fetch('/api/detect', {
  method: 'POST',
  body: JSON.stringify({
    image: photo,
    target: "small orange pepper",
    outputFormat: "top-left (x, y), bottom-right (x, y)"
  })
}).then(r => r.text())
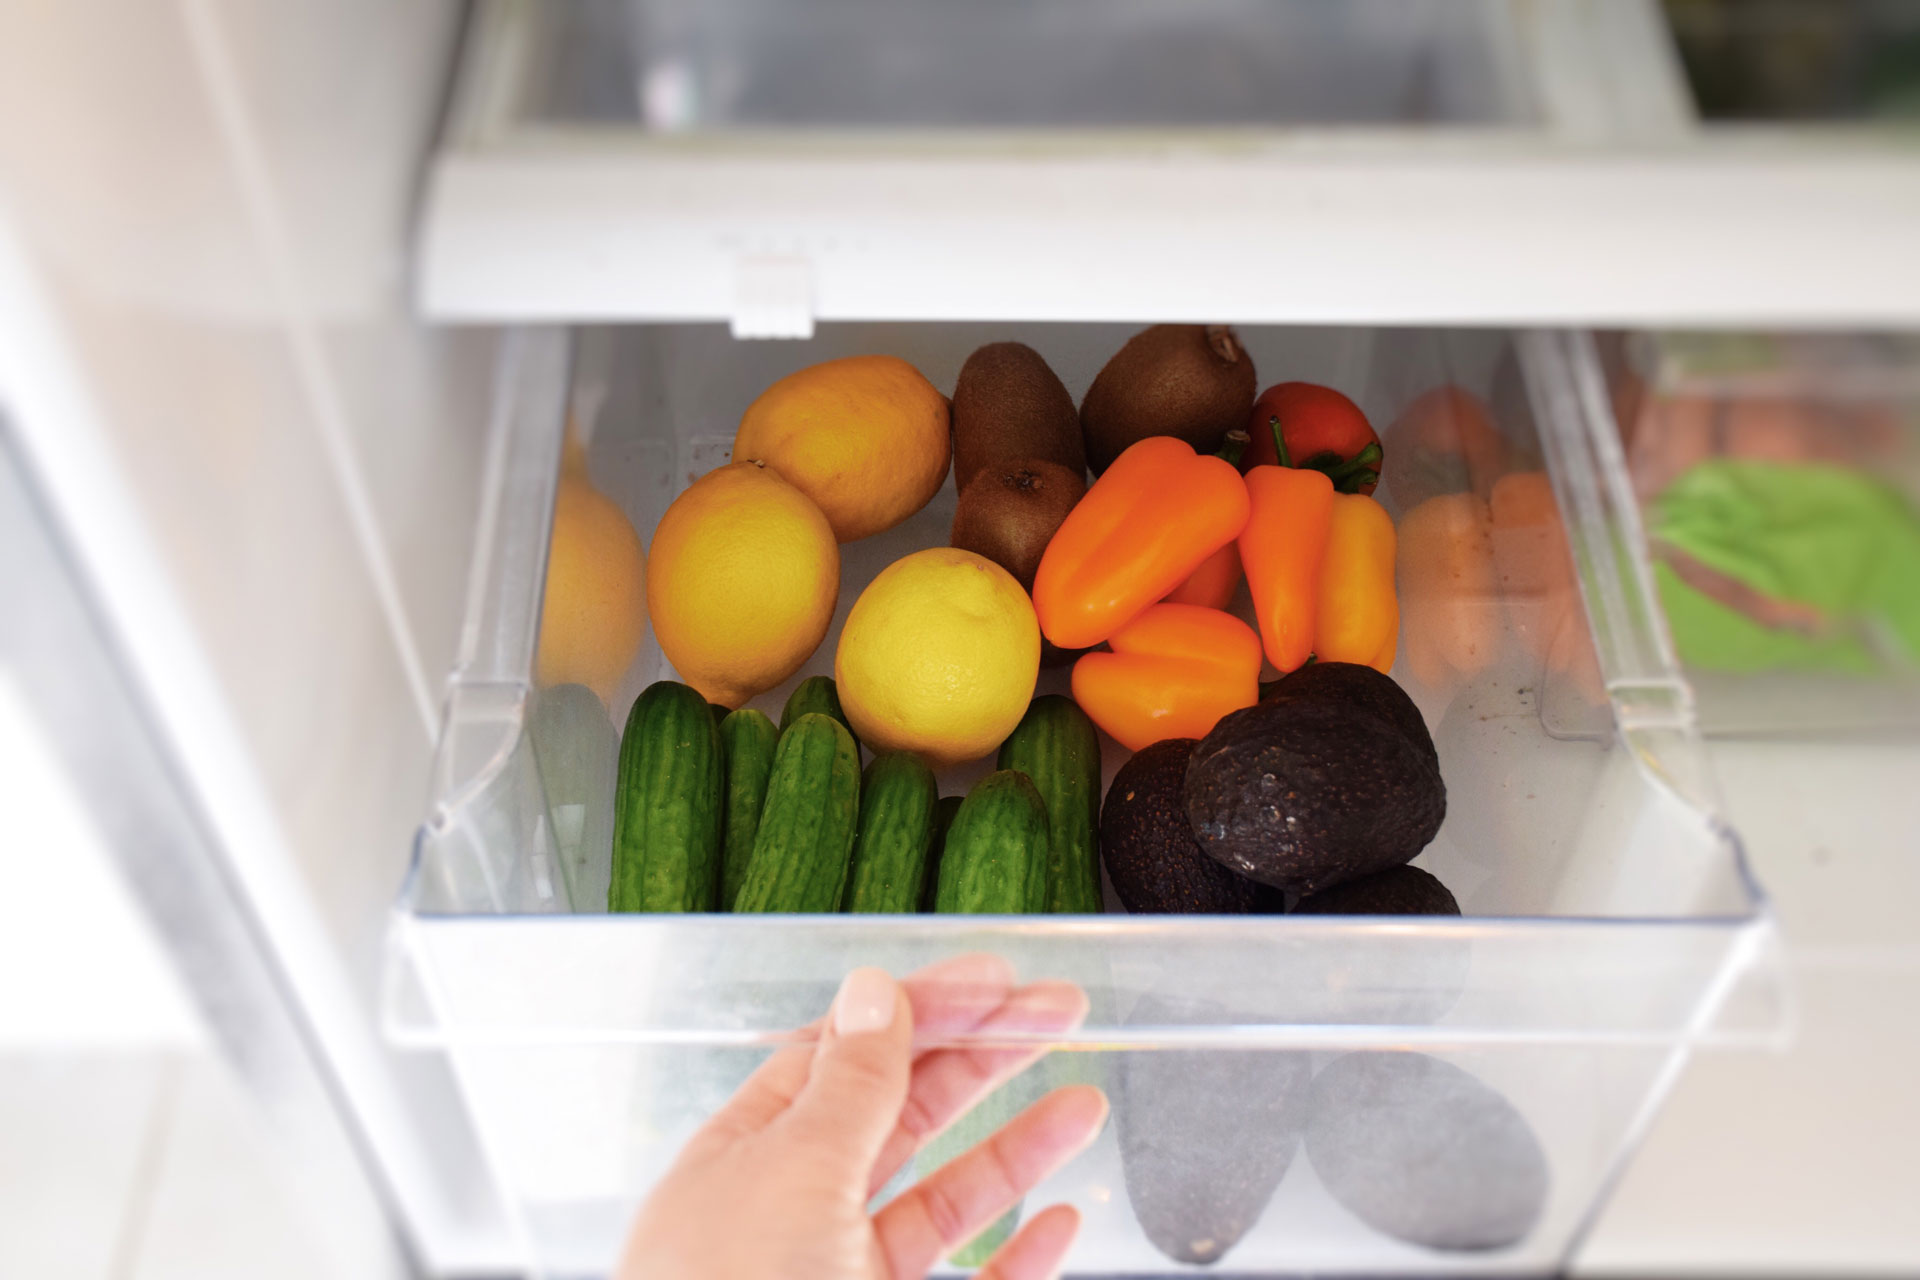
top-left (1315, 493), bottom-right (1399, 671)
top-left (1238, 465), bottom-right (1336, 673)
top-left (1071, 604), bottom-right (1261, 751)
top-left (1164, 540), bottom-right (1243, 609)
top-left (1033, 437), bottom-right (1250, 650)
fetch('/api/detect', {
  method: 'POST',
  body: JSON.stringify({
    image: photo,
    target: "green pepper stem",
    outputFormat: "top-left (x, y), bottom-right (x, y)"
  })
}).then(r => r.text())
top-left (1215, 429), bottom-right (1249, 467)
top-left (1269, 416), bottom-right (1292, 469)
top-left (1326, 442), bottom-right (1383, 480)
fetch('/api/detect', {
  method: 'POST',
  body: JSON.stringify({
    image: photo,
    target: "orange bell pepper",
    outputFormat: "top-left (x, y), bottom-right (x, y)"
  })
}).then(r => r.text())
top-left (1316, 493), bottom-right (1399, 671)
top-left (1033, 437), bottom-right (1250, 650)
top-left (1071, 604), bottom-right (1261, 751)
top-left (1238, 465), bottom-right (1335, 673)
top-left (1164, 540), bottom-right (1243, 609)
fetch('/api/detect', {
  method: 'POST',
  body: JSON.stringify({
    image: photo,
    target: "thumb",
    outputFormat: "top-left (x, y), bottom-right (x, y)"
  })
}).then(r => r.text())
top-left (779, 967), bottom-right (914, 1177)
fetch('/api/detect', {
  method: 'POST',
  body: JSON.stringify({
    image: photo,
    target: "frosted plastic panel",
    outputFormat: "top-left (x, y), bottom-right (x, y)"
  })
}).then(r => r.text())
top-left (1605, 328), bottom-right (1920, 736)
top-left (518, 0), bottom-right (1531, 129)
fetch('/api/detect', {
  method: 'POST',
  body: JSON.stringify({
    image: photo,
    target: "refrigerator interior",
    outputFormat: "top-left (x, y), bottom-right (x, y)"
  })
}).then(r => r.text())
top-left (11, 0), bottom-right (1920, 1275)
top-left (385, 320), bottom-right (1780, 1275)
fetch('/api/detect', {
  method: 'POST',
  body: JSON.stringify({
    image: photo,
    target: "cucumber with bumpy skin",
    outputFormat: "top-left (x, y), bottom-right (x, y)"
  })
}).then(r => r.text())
top-left (610, 681), bottom-right (724, 912)
top-left (734, 713), bottom-right (861, 913)
top-left (843, 752), bottom-right (939, 913)
top-left (717, 708), bottom-right (779, 909)
top-left (997, 695), bottom-right (1103, 913)
top-left (934, 771), bottom-right (1050, 914)
top-left (919, 795), bottom-right (964, 913)
top-left (779, 676), bottom-right (861, 753)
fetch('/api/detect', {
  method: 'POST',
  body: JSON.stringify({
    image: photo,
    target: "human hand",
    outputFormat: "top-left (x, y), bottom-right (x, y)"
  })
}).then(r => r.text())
top-left (619, 954), bottom-right (1104, 1280)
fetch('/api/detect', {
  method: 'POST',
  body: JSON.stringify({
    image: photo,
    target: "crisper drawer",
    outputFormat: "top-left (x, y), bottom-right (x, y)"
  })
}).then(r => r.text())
top-left (385, 323), bottom-right (1778, 1277)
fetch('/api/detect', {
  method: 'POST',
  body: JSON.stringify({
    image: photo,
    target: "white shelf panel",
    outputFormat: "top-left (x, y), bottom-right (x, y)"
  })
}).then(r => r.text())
top-left (421, 134), bottom-right (1920, 330)
top-left (418, 0), bottom-right (1920, 329)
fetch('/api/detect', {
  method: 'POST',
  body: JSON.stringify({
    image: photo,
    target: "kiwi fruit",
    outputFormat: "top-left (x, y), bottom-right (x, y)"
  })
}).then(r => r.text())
top-left (950, 459), bottom-right (1086, 593)
top-left (1081, 325), bottom-right (1257, 474)
top-left (952, 342), bottom-right (1085, 488)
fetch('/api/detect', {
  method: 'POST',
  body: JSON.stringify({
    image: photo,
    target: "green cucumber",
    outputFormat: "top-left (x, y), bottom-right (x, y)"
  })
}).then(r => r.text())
top-left (717, 708), bottom-right (779, 909)
top-left (610, 681), bottom-right (724, 912)
top-left (919, 795), bottom-right (964, 913)
top-left (734, 713), bottom-right (861, 913)
top-left (997, 695), bottom-right (1103, 913)
top-left (934, 771), bottom-right (1050, 914)
top-left (843, 752), bottom-right (939, 913)
top-left (779, 676), bottom-right (861, 753)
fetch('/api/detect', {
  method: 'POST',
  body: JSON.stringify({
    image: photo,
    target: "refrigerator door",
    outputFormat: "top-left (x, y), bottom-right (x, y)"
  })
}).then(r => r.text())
top-left (0, 1), bottom-right (517, 1272)
top-left (0, 412), bottom-right (412, 1280)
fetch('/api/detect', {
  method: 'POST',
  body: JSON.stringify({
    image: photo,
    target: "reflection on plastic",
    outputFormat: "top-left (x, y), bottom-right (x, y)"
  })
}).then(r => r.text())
top-left (1305, 1051), bottom-right (1549, 1252)
top-left (1116, 997), bottom-right (1311, 1266)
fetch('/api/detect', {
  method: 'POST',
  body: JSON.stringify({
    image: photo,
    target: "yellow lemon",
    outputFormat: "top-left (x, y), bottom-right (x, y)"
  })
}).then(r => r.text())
top-left (536, 462), bottom-right (648, 704)
top-left (836, 548), bottom-right (1040, 768)
top-left (647, 461), bottom-right (839, 708)
top-left (735, 355), bottom-right (951, 543)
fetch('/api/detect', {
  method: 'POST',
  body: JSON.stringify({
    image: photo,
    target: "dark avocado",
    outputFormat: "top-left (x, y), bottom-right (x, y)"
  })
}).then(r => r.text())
top-left (1305, 1052), bottom-right (1548, 1252)
top-left (1080, 324), bottom-right (1257, 474)
top-left (1117, 994), bottom-right (1310, 1266)
top-left (1291, 866), bottom-right (1469, 1022)
top-left (1184, 695), bottom-right (1445, 894)
top-left (1102, 739), bottom-right (1285, 914)
top-left (1293, 865), bottom-right (1459, 916)
top-left (1262, 661), bottom-right (1438, 774)
top-left (951, 342), bottom-right (1085, 488)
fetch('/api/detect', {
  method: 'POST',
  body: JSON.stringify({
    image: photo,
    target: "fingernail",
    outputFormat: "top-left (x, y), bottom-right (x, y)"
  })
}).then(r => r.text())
top-left (834, 967), bottom-right (896, 1036)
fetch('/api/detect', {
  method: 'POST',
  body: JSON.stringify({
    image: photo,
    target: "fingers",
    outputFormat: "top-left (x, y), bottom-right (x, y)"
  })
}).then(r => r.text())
top-left (905, 952), bottom-right (1020, 1037)
top-left (867, 979), bottom-right (1090, 1195)
top-left (975, 1204), bottom-right (1083, 1280)
top-left (774, 968), bottom-right (915, 1174)
top-left (873, 1085), bottom-right (1108, 1280)
top-left (704, 953), bottom-right (1016, 1140)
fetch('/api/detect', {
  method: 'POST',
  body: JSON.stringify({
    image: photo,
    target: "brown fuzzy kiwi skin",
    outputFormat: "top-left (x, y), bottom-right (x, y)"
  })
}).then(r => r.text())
top-left (1080, 324), bottom-right (1257, 474)
top-left (951, 342), bottom-right (1086, 489)
top-left (951, 460), bottom-right (1087, 594)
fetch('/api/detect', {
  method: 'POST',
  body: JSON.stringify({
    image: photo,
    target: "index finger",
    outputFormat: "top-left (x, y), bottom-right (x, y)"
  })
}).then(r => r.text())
top-left (701, 953), bottom-right (1020, 1139)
